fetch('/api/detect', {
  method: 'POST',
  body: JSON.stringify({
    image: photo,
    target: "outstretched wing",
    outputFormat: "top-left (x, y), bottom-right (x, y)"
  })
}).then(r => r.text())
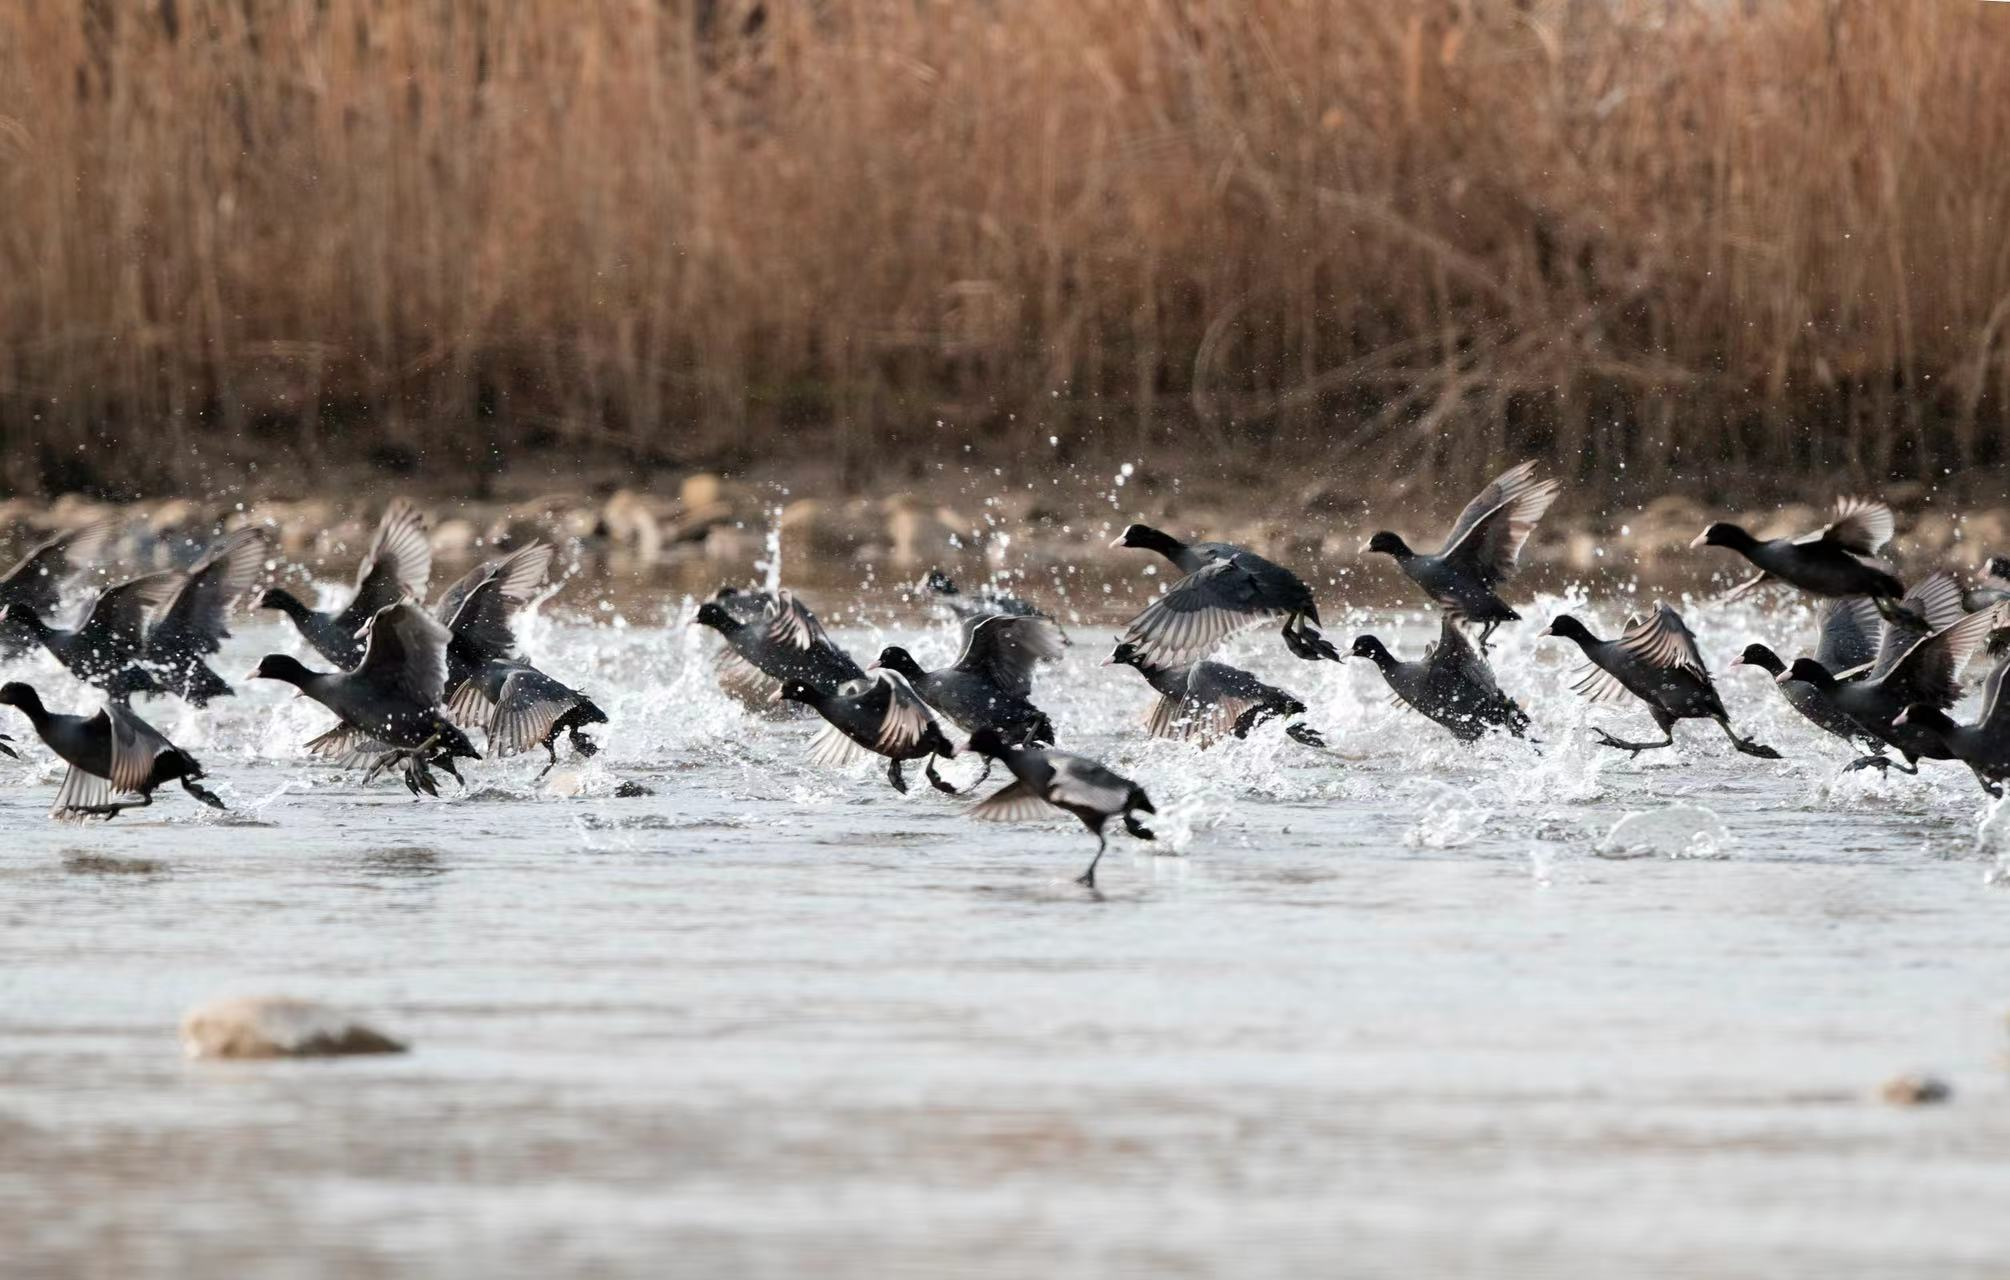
top-left (1870, 572), bottom-right (1964, 681)
top-left (968, 778), bottom-right (1065, 823)
top-left (304, 723), bottom-right (394, 768)
top-left (1426, 613), bottom-right (1502, 696)
top-left (868, 669), bottom-right (946, 755)
top-left (0, 518), bottom-right (115, 615)
top-left (152, 527), bottom-right (273, 654)
top-left (1796, 496), bottom-right (1894, 557)
top-left (102, 702), bottom-right (174, 792)
top-left (1977, 653), bottom-right (2010, 734)
top-left (51, 764), bottom-right (114, 817)
top-left (950, 615), bottom-right (1064, 700)
top-left (73, 574), bottom-right (181, 656)
top-left (1116, 560), bottom-right (1277, 667)
top-left (1047, 753), bottom-right (1139, 813)
top-left (1813, 596), bottom-right (1881, 673)
top-left (1616, 602), bottom-right (1709, 679)
top-left (1569, 665), bottom-right (1633, 705)
top-left (445, 676), bottom-right (498, 732)
top-left (766, 589), bottom-right (836, 652)
top-left (354, 602), bottom-right (453, 707)
top-left (1878, 607), bottom-right (1997, 709)
top-left (488, 666), bottom-right (585, 757)
top-left (355, 499), bottom-right (433, 597)
top-left (1436, 462), bottom-right (1561, 584)
top-left (439, 544), bottom-right (552, 664)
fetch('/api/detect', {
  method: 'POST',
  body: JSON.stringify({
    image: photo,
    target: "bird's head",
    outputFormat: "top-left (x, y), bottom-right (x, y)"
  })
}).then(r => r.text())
top-left (0, 680), bottom-right (37, 711)
top-left (1103, 642), bottom-right (1145, 669)
top-left (248, 653), bottom-right (313, 686)
top-left (694, 602), bottom-right (734, 633)
top-left (1893, 702), bottom-right (1951, 732)
top-left (1540, 615), bottom-right (1595, 645)
top-left (1361, 531), bottom-right (1410, 558)
top-left (1730, 643), bottom-right (1783, 675)
top-left (1690, 521), bottom-right (1753, 551)
top-left (1109, 523), bottom-right (1155, 550)
top-left (776, 680), bottom-right (818, 706)
top-left (965, 726), bottom-right (1009, 758)
top-left (1780, 657), bottom-right (1835, 689)
top-left (873, 646), bottom-right (925, 680)
top-left (1347, 634), bottom-right (1390, 662)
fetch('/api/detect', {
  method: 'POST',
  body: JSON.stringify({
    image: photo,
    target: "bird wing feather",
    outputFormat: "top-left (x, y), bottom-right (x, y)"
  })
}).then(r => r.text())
top-left (51, 764), bottom-right (113, 817)
top-left (354, 602), bottom-right (452, 707)
top-left (806, 721), bottom-right (874, 770)
top-left (968, 779), bottom-right (1065, 823)
top-left (488, 666), bottom-right (582, 757)
top-left (1877, 606), bottom-right (1998, 709)
top-left (1798, 497), bottom-right (1895, 557)
top-left (445, 676), bottom-right (498, 731)
top-left (355, 499), bottom-right (433, 598)
top-left (1047, 753), bottom-right (1138, 812)
top-left (439, 544), bottom-right (551, 663)
top-left (102, 702), bottom-right (173, 792)
top-left (1116, 560), bottom-right (1276, 667)
top-left (950, 615), bottom-right (1064, 699)
top-left (1, 518), bottom-right (115, 614)
top-left (152, 527), bottom-right (273, 652)
top-left (74, 573), bottom-right (181, 654)
top-left (1436, 462), bottom-right (1560, 583)
top-left (1616, 602), bottom-right (1709, 679)
top-left (1870, 572), bottom-right (1964, 680)
top-left (1813, 596), bottom-right (1882, 673)
top-left (766, 589), bottom-right (834, 652)
top-left (868, 669), bottom-right (946, 755)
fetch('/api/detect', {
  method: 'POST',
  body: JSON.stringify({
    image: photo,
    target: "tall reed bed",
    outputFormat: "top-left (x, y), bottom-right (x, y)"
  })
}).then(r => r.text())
top-left (1, 0), bottom-right (2006, 497)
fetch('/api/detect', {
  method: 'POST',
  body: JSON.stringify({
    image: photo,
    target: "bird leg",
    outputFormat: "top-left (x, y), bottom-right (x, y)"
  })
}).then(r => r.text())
top-left (1722, 570), bottom-right (1770, 601)
top-left (71, 790), bottom-right (154, 821)
top-left (1475, 620), bottom-right (1501, 653)
top-left (1285, 723), bottom-right (1327, 749)
top-left (1716, 718), bottom-right (1782, 760)
top-left (180, 777), bottom-right (227, 811)
top-left (568, 727), bottom-right (600, 758)
top-left (923, 755), bottom-right (960, 795)
top-left (971, 757), bottom-right (993, 787)
top-left (1123, 814), bottom-right (1155, 841)
top-left (1282, 616), bottom-right (1341, 662)
top-left (1076, 830), bottom-right (1108, 888)
top-left (885, 757), bottom-right (909, 794)
top-left (1970, 767), bottom-right (2004, 799)
top-left (1590, 727), bottom-right (1675, 757)
top-left (1845, 753), bottom-right (1918, 775)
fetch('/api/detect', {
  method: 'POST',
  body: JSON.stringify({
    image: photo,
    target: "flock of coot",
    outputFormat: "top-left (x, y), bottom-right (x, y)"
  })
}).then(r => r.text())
top-left (3, 468), bottom-right (2009, 887)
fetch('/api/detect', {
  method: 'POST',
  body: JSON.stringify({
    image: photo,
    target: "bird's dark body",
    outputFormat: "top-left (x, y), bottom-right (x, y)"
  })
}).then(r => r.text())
top-left (1352, 630), bottom-right (1530, 743)
top-left (695, 601), bottom-right (863, 695)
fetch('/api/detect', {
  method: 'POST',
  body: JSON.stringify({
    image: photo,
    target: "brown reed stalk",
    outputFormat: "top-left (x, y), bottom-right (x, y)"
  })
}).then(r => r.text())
top-left (1, 0), bottom-right (2006, 500)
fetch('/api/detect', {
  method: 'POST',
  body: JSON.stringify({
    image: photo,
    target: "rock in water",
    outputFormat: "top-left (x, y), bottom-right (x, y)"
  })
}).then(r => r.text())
top-left (1879, 1074), bottom-right (1952, 1106)
top-left (180, 996), bottom-right (406, 1059)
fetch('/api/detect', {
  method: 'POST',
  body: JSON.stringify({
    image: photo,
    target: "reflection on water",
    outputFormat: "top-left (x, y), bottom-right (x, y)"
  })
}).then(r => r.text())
top-left (3, 591), bottom-right (2010, 1277)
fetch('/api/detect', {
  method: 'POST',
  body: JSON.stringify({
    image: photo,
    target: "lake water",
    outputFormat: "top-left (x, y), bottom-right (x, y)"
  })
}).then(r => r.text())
top-left (3, 584), bottom-right (2009, 1277)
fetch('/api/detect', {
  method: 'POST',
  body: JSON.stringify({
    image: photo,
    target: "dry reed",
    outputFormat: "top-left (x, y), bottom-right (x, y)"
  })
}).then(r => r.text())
top-left (2, 0), bottom-right (2007, 499)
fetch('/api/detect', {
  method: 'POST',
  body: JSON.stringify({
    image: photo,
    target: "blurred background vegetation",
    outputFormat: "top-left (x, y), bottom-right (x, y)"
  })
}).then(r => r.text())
top-left (1, 0), bottom-right (2006, 500)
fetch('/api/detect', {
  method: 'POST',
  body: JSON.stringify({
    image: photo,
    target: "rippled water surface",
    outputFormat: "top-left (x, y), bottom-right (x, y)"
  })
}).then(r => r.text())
top-left (4, 587), bottom-right (2010, 1278)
